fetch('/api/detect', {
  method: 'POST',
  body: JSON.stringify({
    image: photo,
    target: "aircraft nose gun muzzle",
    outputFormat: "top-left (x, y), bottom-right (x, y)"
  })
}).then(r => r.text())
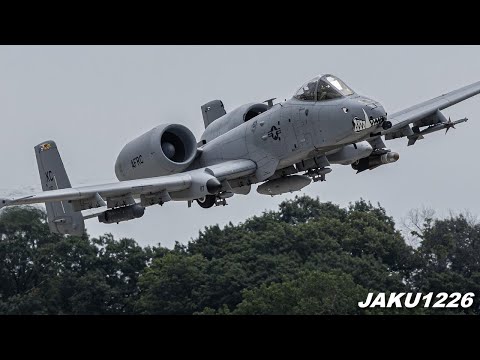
top-left (382, 122), bottom-right (392, 130)
top-left (382, 117), bottom-right (392, 130)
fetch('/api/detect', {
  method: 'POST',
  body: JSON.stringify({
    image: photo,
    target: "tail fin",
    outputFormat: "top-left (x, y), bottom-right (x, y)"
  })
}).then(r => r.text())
top-left (35, 141), bottom-right (85, 236)
top-left (201, 100), bottom-right (226, 128)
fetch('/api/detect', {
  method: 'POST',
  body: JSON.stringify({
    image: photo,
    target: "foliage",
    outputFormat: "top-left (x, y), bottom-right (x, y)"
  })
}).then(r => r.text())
top-left (0, 196), bottom-right (478, 314)
top-left (234, 270), bottom-right (368, 315)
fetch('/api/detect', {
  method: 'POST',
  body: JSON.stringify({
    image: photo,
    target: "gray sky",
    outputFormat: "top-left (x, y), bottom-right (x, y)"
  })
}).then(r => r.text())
top-left (1, 45), bottom-right (480, 248)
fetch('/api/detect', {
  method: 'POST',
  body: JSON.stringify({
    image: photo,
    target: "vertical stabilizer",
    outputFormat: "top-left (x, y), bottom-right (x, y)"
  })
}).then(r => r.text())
top-left (35, 141), bottom-right (85, 236)
top-left (201, 100), bottom-right (226, 128)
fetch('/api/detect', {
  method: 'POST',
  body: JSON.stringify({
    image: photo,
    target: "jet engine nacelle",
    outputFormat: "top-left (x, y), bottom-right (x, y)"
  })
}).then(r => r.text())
top-left (200, 103), bottom-right (268, 143)
top-left (115, 124), bottom-right (198, 181)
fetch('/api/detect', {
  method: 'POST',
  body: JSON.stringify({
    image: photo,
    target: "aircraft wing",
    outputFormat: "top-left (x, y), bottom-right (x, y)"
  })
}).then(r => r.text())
top-left (382, 80), bottom-right (480, 145)
top-left (0, 159), bottom-right (256, 209)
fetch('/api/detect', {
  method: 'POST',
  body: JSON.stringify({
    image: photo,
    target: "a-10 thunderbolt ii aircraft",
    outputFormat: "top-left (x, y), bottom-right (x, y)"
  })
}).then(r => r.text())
top-left (1, 74), bottom-right (479, 235)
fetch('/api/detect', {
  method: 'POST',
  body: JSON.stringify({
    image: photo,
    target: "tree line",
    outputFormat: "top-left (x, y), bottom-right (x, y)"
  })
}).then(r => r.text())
top-left (0, 196), bottom-right (479, 314)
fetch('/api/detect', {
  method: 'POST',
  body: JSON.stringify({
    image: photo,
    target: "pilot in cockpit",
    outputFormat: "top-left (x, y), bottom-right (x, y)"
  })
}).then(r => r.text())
top-left (293, 74), bottom-right (355, 102)
top-left (317, 80), bottom-right (342, 101)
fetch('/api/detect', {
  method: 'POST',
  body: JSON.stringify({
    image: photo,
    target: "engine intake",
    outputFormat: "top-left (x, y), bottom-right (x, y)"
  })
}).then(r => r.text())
top-left (115, 124), bottom-right (197, 181)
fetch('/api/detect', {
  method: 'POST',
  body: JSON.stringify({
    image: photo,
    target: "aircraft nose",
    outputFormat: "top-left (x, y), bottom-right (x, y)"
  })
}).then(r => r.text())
top-left (365, 102), bottom-right (388, 130)
top-left (372, 104), bottom-right (386, 119)
top-left (373, 104), bottom-right (391, 130)
top-left (347, 97), bottom-right (390, 133)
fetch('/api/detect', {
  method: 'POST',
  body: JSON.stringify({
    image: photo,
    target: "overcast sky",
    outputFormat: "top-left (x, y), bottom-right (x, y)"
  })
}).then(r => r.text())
top-left (1, 45), bottom-right (479, 248)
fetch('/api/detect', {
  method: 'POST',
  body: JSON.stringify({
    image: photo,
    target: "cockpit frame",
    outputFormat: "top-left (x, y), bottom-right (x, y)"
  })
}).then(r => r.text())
top-left (293, 74), bottom-right (355, 102)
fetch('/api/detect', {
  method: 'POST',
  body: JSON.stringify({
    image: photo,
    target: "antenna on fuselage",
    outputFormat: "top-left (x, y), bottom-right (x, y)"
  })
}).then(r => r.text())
top-left (263, 98), bottom-right (277, 109)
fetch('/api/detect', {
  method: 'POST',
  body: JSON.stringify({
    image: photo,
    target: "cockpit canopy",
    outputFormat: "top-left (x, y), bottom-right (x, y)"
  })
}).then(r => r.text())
top-left (293, 74), bottom-right (354, 101)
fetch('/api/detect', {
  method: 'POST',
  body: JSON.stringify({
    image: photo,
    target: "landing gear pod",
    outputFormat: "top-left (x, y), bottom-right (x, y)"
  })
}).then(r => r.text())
top-left (196, 195), bottom-right (216, 208)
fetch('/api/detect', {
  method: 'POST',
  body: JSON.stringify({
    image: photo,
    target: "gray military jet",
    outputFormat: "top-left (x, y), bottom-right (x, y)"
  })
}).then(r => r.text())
top-left (1, 74), bottom-right (479, 235)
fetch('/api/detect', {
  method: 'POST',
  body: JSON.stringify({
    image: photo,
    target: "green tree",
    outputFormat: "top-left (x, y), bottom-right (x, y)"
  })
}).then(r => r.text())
top-left (0, 206), bottom-right (66, 313)
top-left (2, 196), bottom-right (479, 315)
top-left (135, 253), bottom-right (208, 314)
top-left (412, 214), bottom-right (480, 314)
top-left (0, 207), bottom-right (151, 314)
top-left (234, 271), bottom-right (368, 315)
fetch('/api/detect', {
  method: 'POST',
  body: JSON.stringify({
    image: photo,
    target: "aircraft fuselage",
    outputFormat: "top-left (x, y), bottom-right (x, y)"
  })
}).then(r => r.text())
top-left (198, 94), bottom-right (387, 183)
